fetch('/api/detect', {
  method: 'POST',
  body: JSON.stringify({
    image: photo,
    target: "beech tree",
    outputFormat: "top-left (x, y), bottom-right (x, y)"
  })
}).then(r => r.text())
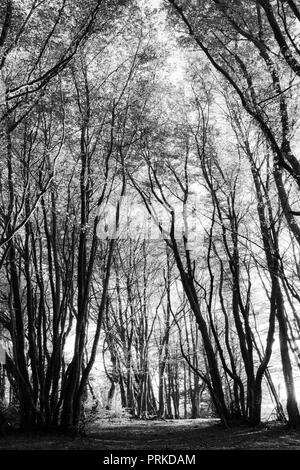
top-left (166, 0), bottom-right (300, 427)
top-left (0, 1), bottom-right (156, 431)
top-left (166, 0), bottom-right (300, 244)
top-left (0, 0), bottom-right (113, 252)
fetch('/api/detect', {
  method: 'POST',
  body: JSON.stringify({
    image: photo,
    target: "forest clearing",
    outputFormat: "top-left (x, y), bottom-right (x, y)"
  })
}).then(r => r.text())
top-left (1, 0), bottom-right (300, 453)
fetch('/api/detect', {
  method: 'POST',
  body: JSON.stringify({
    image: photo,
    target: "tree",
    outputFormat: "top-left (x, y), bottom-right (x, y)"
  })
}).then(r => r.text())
top-left (0, 1), bottom-right (155, 431)
top-left (166, 0), bottom-right (300, 245)
top-left (166, 0), bottom-right (300, 428)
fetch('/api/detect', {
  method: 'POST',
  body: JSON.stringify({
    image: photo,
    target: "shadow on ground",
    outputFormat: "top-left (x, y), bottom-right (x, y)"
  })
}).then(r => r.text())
top-left (0, 419), bottom-right (299, 450)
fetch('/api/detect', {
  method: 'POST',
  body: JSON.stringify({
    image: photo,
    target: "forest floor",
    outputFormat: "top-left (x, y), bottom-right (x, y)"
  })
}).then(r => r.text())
top-left (0, 418), bottom-right (299, 450)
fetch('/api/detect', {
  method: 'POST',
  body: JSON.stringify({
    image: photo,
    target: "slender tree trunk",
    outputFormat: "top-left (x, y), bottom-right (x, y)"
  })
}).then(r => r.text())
top-left (276, 288), bottom-right (300, 427)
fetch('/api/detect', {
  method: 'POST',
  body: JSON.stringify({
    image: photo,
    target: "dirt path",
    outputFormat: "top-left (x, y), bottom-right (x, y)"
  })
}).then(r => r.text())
top-left (0, 419), bottom-right (299, 450)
